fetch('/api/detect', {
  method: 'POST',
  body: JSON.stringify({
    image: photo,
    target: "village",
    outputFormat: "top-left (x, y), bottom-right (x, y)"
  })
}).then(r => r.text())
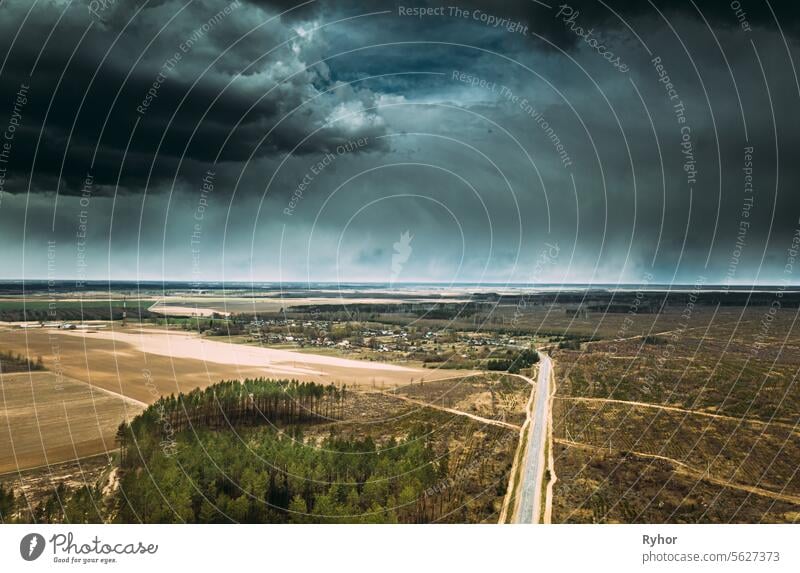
top-left (243, 317), bottom-right (533, 368)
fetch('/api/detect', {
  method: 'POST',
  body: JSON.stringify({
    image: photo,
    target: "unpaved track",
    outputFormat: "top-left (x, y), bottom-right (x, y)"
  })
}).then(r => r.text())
top-left (556, 395), bottom-right (799, 433)
top-left (382, 391), bottom-right (521, 430)
top-left (498, 372), bottom-right (536, 523)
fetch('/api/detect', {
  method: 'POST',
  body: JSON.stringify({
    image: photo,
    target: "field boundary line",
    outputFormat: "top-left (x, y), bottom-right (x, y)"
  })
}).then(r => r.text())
top-left (0, 449), bottom-right (120, 478)
top-left (380, 391), bottom-right (521, 430)
top-left (556, 395), bottom-right (799, 433)
top-left (580, 320), bottom-right (748, 347)
top-left (554, 438), bottom-right (800, 505)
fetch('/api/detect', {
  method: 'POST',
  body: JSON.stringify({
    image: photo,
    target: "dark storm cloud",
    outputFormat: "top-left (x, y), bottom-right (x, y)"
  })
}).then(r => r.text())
top-left (1, 0), bottom-right (796, 195)
top-left (0, 0), bottom-right (388, 195)
top-left (261, 0), bottom-right (800, 51)
top-left (1, 0), bottom-right (799, 283)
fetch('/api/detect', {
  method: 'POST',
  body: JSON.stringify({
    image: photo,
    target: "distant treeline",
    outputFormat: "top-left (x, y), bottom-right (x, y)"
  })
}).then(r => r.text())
top-left (468, 289), bottom-right (800, 308)
top-left (290, 302), bottom-right (491, 320)
top-left (0, 303), bottom-right (157, 322)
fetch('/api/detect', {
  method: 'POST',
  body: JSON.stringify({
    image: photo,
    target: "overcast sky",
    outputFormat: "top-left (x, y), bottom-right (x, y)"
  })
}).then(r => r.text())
top-left (0, 0), bottom-right (799, 285)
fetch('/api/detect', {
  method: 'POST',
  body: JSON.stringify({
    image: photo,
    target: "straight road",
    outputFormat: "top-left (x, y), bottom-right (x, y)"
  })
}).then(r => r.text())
top-left (514, 353), bottom-right (552, 523)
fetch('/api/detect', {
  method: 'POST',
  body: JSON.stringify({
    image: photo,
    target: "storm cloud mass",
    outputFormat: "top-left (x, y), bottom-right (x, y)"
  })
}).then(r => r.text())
top-left (1, 0), bottom-right (799, 285)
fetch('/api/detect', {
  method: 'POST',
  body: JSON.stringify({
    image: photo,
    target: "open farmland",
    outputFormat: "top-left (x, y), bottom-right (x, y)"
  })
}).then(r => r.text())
top-left (0, 326), bottom-right (468, 401)
top-left (0, 323), bottom-right (475, 473)
top-left (0, 372), bottom-right (144, 474)
top-left (0, 298), bottom-right (158, 322)
top-left (0, 326), bottom-right (284, 404)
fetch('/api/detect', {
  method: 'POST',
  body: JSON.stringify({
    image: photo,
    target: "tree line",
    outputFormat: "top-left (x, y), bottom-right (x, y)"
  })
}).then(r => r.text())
top-left (0, 350), bottom-right (45, 373)
top-left (486, 348), bottom-right (539, 374)
top-left (119, 378), bottom-right (345, 447)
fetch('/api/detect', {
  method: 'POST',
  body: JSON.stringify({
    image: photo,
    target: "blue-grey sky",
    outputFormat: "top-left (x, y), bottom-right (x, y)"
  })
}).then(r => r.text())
top-left (0, 0), bottom-right (799, 286)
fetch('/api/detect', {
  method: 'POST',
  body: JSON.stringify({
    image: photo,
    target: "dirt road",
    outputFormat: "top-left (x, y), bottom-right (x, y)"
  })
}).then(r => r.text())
top-left (383, 391), bottom-right (521, 430)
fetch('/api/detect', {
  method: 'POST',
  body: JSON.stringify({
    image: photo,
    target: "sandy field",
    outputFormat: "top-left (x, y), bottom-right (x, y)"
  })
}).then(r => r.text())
top-left (60, 326), bottom-right (436, 377)
top-left (149, 305), bottom-right (231, 317)
top-left (0, 326), bottom-right (461, 400)
top-left (0, 372), bottom-right (144, 475)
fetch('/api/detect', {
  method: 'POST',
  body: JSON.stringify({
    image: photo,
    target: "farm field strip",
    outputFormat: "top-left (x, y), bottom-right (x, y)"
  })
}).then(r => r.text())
top-left (0, 372), bottom-right (145, 474)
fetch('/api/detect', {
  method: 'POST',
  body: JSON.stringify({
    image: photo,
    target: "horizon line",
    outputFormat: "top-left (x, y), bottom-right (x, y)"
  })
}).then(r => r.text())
top-left (0, 279), bottom-right (798, 289)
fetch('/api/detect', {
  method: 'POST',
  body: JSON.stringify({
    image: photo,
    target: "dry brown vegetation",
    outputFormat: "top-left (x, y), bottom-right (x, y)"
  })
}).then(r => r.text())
top-left (389, 373), bottom-right (531, 427)
top-left (551, 307), bottom-right (800, 523)
top-left (551, 441), bottom-right (800, 523)
top-left (3, 297), bottom-right (798, 523)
